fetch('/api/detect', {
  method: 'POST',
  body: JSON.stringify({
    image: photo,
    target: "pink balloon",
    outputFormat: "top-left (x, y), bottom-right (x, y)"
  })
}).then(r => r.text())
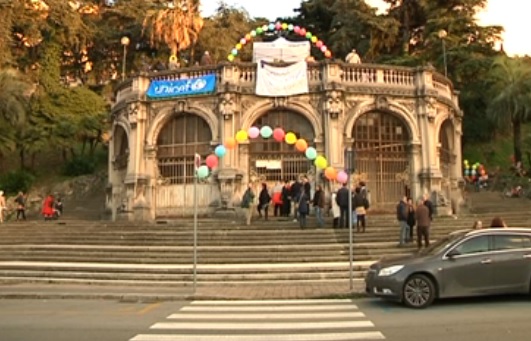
top-left (275, 22), bottom-right (282, 30)
top-left (248, 126), bottom-right (260, 139)
top-left (294, 26), bottom-right (301, 33)
top-left (337, 170), bottom-right (348, 184)
top-left (205, 154), bottom-right (219, 169)
top-left (273, 128), bottom-right (285, 142)
top-left (321, 45), bottom-right (328, 52)
top-left (240, 38), bottom-right (247, 45)
top-left (316, 40), bottom-right (323, 48)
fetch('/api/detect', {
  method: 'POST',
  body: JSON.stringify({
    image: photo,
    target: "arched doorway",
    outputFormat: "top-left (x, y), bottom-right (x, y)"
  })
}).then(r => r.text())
top-left (249, 110), bottom-right (315, 183)
top-left (439, 120), bottom-right (455, 202)
top-left (352, 111), bottom-right (411, 206)
top-left (155, 113), bottom-right (213, 216)
top-left (112, 125), bottom-right (129, 171)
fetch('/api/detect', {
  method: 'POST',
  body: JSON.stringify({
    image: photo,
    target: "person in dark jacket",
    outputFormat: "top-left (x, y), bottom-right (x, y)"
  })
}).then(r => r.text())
top-left (423, 193), bottom-right (434, 220)
top-left (312, 185), bottom-right (325, 228)
top-left (406, 198), bottom-right (416, 242)
top-left (297, 191), bottom-right (310, 228)
top-left (336, 183), bottom-right (350, 228)
top-left (396, 196), bottom-right (409, 246)
top-left (280, 181), bottom-right (291, 218)
top-left (415, 199), bottom-right (431, 248)
top-left (290, 179), bottom-right (302, 221)
top-left (257, 183), bottom-right (271, 220)
top-left (353, 187), bottom-right (369, 232)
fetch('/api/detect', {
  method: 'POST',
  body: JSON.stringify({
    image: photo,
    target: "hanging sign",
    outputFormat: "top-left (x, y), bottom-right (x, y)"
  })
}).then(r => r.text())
top-left (256, 61), bottom-right (309, 97)
top-left (146, 74), bottom-right (217, 99)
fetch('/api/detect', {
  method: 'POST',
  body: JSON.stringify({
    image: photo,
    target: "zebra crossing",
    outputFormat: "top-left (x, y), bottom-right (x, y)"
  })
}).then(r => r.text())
top-left (129, 299), bottom-right (385, 341)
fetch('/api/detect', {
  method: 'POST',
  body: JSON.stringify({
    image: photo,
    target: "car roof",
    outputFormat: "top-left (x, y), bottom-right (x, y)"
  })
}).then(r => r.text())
top-left (465, 228), bottom-right (531, 237)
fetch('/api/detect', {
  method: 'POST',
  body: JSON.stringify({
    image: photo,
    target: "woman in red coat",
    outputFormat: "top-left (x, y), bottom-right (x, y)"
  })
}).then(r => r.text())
top-left (42, 195), bottom-right (55, 220)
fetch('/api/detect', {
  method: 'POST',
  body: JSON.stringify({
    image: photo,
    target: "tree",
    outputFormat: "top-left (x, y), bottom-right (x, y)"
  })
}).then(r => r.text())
top-left (143, 0), bottom-right (204, 57)
top-left (0, 69), bottom-right (32, 154)
top-left (487, 56), bottom-right (531, 163)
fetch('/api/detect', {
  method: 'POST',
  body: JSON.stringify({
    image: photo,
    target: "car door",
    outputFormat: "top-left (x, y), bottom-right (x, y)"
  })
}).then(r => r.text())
top-left (489, 233), bottom-right (531, 293)
top-left (439, 235), bottom-right (493, 298)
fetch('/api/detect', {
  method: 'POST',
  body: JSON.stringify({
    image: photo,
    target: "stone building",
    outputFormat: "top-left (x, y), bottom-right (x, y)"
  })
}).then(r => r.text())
top-left (108, 61), bottom-right (463, 221)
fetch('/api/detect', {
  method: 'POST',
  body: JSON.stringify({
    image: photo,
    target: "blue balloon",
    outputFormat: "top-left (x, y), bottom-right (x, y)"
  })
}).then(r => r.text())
top-left (215, 145), bottom-right (226, 158)
top-left (305, 147), bottom-right (317, 160)
top-left (268, 23), bottom-right (275, 31)
top-left (260, 126), bottom-right (273, 139)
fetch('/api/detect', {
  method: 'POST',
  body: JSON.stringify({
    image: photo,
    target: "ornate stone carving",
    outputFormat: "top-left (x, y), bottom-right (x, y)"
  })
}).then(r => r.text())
top-left (219, 93), bottom-right (235, 120)
top-left (127, 103), bottom-right (139, 126)
top-left (375, 96), bottom-right (389, 110)
top-left (174, 100), bottom-right (187, 113)
top-left (395, 169), bottom-right (411, 185)
top-left (272, 97), bottom-right (288, 108)
top-left (422, 97), bottom-right (437, 122)
top-left (324, 90), bottom-right (343, 119)
top-left (144, 144), bottom-right (157, 160)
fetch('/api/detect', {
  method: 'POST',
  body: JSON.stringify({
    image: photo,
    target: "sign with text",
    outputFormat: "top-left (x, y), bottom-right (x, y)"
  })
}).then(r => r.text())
top-left (146, 74), bottom-right (217, 99)
top-left (256, 61), bottom-right (309, 97)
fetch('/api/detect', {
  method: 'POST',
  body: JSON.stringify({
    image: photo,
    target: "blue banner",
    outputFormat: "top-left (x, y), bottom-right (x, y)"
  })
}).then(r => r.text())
top-left (146, 74), bottom-right (217, 99)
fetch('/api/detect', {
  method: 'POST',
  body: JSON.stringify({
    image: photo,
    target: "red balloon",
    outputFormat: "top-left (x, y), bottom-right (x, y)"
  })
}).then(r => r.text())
top-left (273, 128), bottom-right (285, 142)
top-left (299, 28), bottom-right (307, 36)
top-left (316, 40), bottom-right (323, 48)
top-left (205, 154), bottom-right (219, 169)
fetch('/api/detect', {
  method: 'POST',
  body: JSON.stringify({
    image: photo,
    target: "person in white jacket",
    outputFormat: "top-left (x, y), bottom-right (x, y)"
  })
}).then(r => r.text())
top-left (331, 190), bottom-right (341, 228)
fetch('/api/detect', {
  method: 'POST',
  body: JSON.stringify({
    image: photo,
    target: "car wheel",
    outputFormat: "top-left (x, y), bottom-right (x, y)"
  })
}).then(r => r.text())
top-left (403, 274), bottom-right (436, 309)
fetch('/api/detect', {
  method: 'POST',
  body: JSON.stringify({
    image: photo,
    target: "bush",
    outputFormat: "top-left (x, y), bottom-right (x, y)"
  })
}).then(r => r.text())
top-left (0, 171), bottom-right (36, 195)
top-left (62, 156), bottom-right (97, 177)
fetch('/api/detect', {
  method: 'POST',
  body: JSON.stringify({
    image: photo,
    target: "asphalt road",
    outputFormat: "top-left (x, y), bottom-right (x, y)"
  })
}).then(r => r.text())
top-left (0, 295), bottom-right (530, 341)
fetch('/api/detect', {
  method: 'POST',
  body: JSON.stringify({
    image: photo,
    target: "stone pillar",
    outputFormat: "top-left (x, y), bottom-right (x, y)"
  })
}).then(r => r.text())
top-left (410, 142), bottom-right (423, 201)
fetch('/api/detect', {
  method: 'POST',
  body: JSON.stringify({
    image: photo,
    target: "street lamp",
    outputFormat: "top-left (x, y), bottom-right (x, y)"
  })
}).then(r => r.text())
top-left (120, 36), bottom-right (130, 81)
top-left (438, 29), bottom-right (448, 78)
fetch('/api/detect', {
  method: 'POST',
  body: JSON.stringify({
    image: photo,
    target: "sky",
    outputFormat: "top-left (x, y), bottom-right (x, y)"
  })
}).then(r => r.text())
top-left (200, 0), bottom-right (531, 56)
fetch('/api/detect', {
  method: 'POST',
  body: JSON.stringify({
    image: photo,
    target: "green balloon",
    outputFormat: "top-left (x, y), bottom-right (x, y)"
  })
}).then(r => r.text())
top-left (306, 32), bottom-right (312, 39)
top-left (257, 27), bottom-right (263, 34)
top-left (196, 165), bottom-right (209, 179)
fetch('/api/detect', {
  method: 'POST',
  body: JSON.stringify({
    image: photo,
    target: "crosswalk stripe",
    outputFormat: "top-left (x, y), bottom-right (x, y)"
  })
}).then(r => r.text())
top-left (180, 305), bottom-right (360, 312)
top-left (130, 331), bottom-right (386, 341)
top-left (167, 311), bottom-right (366, 320)
top-left (190, 299), bottom-right (355, 305)
top-left (151, 320), bottom-right (375, 330)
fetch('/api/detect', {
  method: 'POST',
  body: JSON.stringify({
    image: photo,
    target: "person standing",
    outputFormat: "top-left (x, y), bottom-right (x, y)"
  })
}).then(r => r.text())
top-left (0, 190), bottom-right (6, 223)
top-left (290, 179), bottom-right (302, 222)
top-left (415, 198), bottom-right (431, 249)
top-left (396, 196), bottom-right (409, 246)
top-left (297, 190), bottom-right (310, 228)
top-left (257, 183), bottom-right (271, 220)
top-left (406, 198), bottom-right (416, 242)
top-left (331, 190), bottom-right (341, 228)
top-left (353, 187), bottom-right (369, 233)
top-left (423, 193), bottom-right (434, 221)
top-left (241, 184), bottom-right (255, 226)
top-left (280, 180), bottom-right (291, 218)
top-left (272, 182), bottom-right (283, 217)
top-left (336, 183), bottom-right (350, 228)
top-left (345, 49), bottom-right (362, 64)
top-left (200, 51), bottom-right (213, 65)
top-left (15, 191), bottom-right (26, 221)
top-left (313, 185), bottom-right (325, 228)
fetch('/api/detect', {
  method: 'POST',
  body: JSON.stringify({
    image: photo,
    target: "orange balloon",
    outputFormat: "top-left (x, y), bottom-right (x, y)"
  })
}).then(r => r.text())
top-left (324, 50), bottom-right (332, 58)
top-left (295, 139), bottom-right (308, 152)
top-left (224, 137), bottom-right (236, 150)
top-left (324, 167), bottom-right (337, 181)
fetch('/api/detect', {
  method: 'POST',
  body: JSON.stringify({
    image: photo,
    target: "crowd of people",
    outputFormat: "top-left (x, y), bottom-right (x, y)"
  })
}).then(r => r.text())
top-left (0, 191), bottom-right (63, 223)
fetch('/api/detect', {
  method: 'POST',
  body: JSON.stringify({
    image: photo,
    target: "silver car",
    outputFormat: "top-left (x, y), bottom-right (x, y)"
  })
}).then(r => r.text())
top-left (365, 228), bottom-right (531, 308)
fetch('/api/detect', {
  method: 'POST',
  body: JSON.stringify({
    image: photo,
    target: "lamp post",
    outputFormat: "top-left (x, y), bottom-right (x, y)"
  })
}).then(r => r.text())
top-left (438, 29), bottom-right (448, 77)
top-left (120, 36), bottom-right (130, 81)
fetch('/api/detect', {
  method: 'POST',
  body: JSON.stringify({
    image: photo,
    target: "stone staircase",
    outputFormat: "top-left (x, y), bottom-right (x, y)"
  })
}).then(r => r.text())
top-left (2, 205), bottom-right (530, 290)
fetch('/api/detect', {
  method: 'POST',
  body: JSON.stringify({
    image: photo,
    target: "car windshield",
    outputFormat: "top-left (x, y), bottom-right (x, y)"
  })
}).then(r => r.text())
top-left (418, 230), bottom-right (469, 256)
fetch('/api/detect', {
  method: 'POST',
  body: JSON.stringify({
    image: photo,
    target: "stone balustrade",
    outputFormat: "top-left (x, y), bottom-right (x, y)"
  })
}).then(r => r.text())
top-left (115, 61), bottom-right (456, 104)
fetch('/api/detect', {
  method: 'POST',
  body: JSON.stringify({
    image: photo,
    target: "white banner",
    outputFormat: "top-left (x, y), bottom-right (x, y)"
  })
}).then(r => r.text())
top-left (256, 61), bottom-right (309, 97)
top-left (253, 37), bottom-right (310, 63)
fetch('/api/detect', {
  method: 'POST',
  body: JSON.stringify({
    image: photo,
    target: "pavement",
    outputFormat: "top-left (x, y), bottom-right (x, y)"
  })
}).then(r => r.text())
top-left (0, 282), bottom-right (367, 302)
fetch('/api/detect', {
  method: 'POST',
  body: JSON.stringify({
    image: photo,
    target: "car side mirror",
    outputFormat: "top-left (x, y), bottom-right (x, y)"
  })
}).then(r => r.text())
top-left (447, 249), bottom-right (460, 258)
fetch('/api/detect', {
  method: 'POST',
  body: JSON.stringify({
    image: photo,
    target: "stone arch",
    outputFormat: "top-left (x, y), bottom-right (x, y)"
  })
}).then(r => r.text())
top-left (434, 112), bottom-right (455, 146)
top-left (241, 100), bottom-right (323, 140)
top-left (344, 99), bottom-right (419, 143)
top-left (146, 104), bottom-right (218, 147)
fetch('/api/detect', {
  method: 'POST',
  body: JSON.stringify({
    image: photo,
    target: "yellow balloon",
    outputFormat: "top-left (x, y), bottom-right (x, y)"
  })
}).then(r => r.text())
top-left (235, 130), bottom-right (248, 143)
top-left (236, 43), bottom-right (243, 50)
top-left (228, 54), bottom-right (235, 62)
top-left (285, 132), bottom-right (297, 145)
top-left (281, 23), bottom-right (288, 30)
top-left (311, 36), bottom-right (318, 43)
top-left (314, 155), bottom-right (328, 170)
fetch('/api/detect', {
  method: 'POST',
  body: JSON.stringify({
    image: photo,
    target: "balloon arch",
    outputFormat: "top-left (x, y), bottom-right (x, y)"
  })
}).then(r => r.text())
top-left (195, 126), bottom-right (348, 184)
top-left (226, 22), bottom-right (333, 62)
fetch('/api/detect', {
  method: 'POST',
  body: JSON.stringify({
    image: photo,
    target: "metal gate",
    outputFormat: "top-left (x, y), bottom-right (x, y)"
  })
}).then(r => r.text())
top-left (352, 111), bottom-right (410, 206)
top-left (155, 113), bottom-right (215, 216)
top-left (249, 110), bottom-right (315, 184)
